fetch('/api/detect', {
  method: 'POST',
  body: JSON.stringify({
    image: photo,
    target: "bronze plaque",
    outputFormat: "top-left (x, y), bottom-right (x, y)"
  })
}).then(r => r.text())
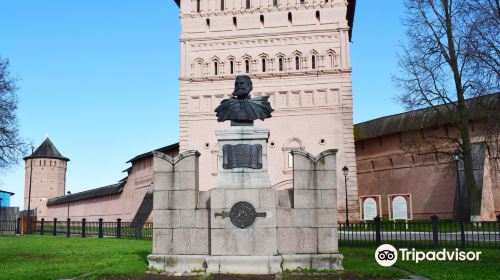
top-left (222, 144), bottom-right (262, 169)
top-left (229, 201), bottom-right (266, 228)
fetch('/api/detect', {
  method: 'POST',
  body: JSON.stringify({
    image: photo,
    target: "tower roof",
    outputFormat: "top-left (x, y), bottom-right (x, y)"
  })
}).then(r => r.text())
top-left (24, 138), bottom-right (70, 161)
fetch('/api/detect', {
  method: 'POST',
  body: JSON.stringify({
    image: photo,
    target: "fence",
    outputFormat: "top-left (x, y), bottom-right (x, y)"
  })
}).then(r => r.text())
top-left (0, 219), bottom-right (20, 235)
top-left (0, 207), bottom-right (20, 235)
top-left (35, 218), bottom-right (152, 239)
top-left (339, 215), bottom-right (500, 249)
top-left (3, 215), bottom-right (500, 249)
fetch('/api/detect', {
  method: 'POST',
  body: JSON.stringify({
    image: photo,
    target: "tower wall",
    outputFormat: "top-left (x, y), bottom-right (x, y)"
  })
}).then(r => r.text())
top-left (24, 158), bottom-right (67, 218)
top-left (179, 0), bottom-right (359, 220)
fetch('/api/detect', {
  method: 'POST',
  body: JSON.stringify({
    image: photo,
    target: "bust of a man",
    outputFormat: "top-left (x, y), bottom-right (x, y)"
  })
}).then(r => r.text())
top-left (215, 75), bottom-right (273, 126)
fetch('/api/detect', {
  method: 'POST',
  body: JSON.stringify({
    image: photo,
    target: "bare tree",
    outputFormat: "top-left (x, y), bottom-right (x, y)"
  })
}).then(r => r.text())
top-left (0, 56), bottom-right (27, 171)
top-left (394, 0), bottom-right (499, 220)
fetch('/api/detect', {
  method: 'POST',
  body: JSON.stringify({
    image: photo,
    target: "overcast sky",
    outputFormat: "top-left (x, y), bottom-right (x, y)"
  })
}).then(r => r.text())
top-left (0, 0), bottom-right (406, 208)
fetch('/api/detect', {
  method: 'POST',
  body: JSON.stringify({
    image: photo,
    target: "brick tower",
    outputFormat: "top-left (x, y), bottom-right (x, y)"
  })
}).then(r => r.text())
top-left (24, 138), bottom-right (69, 219)
top-left (175, 0), bottom-right (359, 220)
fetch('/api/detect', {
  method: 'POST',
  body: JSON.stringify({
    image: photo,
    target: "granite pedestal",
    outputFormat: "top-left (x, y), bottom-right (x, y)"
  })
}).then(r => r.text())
top-left (147, 127), bottom-right (343, 274)
top-left (215, 126), bottom-right (271, 189)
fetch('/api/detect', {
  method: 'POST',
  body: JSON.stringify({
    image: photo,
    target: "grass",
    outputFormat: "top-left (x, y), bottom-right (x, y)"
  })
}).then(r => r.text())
top-left (394, 248), bottom-right (500, 280)
top-left (340, 246), bottom-right (500, 280)
top-left (339, 247), bottom-right (407, 279)
top-left (0, 235), bottom-right (499, 279)
top-left (0, 235), bottom-right (150, 280)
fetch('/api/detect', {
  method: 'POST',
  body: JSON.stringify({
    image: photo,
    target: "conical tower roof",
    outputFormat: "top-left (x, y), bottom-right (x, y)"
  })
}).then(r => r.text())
top-left (24, 138), bottom-right (69, 161)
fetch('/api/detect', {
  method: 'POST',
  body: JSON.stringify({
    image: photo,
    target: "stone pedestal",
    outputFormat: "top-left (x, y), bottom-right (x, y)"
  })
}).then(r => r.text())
top-left (147, 129), bottom-right (344, 274)
top-left (215, 126), bottom-right (271, 189)
top-left (210, 126), bottom-right (277, 272)
top-left (210, 187), bottom-right (278, 256)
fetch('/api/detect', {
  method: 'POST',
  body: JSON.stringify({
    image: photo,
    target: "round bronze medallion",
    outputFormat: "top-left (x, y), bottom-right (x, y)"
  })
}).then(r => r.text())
top-left (229, 201), bottom-right (258, 228)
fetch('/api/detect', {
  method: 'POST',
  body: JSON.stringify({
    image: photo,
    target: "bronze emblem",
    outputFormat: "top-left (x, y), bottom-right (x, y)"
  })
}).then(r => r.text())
top-left (229, 201), bottom-right (266, 228)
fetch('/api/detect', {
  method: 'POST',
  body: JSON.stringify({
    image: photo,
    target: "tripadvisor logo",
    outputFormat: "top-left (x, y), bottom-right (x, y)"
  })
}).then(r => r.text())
top-left (375, 244), bottom-right (398, 267)
top-left (375, 244), bottom-right (481, 266)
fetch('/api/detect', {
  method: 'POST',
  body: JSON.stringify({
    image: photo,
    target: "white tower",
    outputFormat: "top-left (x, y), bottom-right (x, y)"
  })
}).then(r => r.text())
top-left (175, 0), bottom-right (359, 220)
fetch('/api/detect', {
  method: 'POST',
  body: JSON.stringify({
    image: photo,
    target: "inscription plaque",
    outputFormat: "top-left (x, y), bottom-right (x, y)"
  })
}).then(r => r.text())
top-left (392, 196), bottom-right (408, 220)
top-left (223, 144), bottom-right (262, 169)
top-left (363, 197), bottom-right (377, 221)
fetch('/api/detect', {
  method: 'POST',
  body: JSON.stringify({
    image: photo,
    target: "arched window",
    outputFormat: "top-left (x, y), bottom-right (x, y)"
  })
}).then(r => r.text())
top-left (221, 0), bottom-right (225, 10)
top-left (273, 0), bottom-right (278, 6)
top-left (206, 18), bottom-right (210, 29)
top-left (246, 0), bottom-right (251, 9)
top-left (278, 57), bottom-right (284, 71)
top-left (300, 0), bottom-right (304, 4)
top-left (262, 58), bottom-right (266, 72)
top-left (282, 138), bottom-right (304, 172)
top-left (311, 55), bottom-right (316, 69)
top-left (288, 12), bottom-right (292, 25)
top-left (214, 61), bottom-right (219, 75)
top-left (196, 0), bottom-right (201, 12)
top-left (328, 52), bottom-right (335, 68)
top-left (245, 60), bottom-right (250, 73)
top-left (233, 17), bottom-right (237, 28)
top-left (229, 60), bottom-right (234, 74)
top-left (295, 56), bottom-right (300, 70)
top-left (193, 59), bottom-right (204, 76)
top-left (316, 11), bottom-right (320, 23)
top-left (260, 15), bottom-right (264, 27)
top-left (198, 62), bottom-right (203, 75)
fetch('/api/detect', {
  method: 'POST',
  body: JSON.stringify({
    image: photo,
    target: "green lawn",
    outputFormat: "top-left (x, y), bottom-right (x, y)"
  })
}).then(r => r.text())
top-left (0, 235), bottom-right (499, 280)
top-left (394, 248), bottom-right (500, 280)
top-left (339, 247), bottom-right (500, 280)
top-left (339, 247), bottom-right (406, 279)
top-left (0, 235), bottom-right (150, 280)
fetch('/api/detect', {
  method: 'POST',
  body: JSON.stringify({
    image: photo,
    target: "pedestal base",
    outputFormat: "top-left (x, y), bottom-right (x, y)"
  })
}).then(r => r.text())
top-left (206, 256), bottom-right (282, 274)
top-left (147, 254), bottom-right (344, 274)
top-left (147, 255), bottom-right (207, 273)
top-left (282, 254), bottom-right (344, 271)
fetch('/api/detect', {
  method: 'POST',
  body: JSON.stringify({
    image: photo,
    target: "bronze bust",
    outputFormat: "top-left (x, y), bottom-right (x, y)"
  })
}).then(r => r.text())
top-left (215, 75), bottom-right (273, 126)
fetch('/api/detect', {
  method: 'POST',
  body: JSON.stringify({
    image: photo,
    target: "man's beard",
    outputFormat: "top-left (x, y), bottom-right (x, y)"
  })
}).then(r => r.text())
top-left (233, 87), bottom-right (250, 97)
